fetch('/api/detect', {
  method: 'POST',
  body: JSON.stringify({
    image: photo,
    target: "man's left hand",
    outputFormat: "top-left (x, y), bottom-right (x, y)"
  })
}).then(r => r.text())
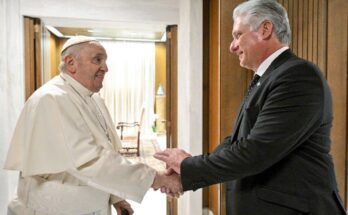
top-left (154, 148), bottom-right (191, 174)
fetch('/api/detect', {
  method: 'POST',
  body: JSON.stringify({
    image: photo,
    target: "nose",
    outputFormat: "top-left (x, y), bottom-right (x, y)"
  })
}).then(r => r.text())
top-left (230, 39), bottom-right (238, 54)
top-left (102, 62), bottom-right (108, 73)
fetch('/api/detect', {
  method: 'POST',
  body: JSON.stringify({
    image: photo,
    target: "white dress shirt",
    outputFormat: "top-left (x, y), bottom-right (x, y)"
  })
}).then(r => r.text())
top-left (256, 46), bottom-right (289, 77)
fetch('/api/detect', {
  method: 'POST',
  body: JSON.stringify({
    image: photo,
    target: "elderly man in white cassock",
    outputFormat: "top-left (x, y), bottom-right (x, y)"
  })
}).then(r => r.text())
top-left (4, 36), bottom-right (182, 215)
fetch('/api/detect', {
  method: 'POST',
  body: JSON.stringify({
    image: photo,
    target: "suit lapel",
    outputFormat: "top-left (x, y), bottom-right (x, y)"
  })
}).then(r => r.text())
top-left (230, 49), bottom-right (296, 143)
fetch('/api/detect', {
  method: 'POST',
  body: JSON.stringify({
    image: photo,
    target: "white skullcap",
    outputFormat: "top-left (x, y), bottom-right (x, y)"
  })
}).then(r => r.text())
top-left (61, 36), bottom-right (97, 54)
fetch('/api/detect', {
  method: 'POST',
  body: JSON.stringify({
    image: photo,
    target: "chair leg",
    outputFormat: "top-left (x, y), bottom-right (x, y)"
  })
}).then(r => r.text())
top-left (137, 131), bottom-right (140, 157)
top-left (120, 127), bottom-right (124, 140)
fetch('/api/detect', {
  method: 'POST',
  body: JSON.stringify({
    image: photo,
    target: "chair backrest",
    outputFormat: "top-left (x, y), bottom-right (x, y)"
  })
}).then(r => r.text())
top-left (138, 105), bottom-right (145, 130)
top-left (117, 105), bottom-right (145, 156)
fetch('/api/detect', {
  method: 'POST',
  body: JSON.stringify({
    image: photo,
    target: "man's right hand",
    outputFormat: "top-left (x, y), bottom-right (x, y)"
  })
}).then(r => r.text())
top-left (151, 171), bottom-right (183, 198)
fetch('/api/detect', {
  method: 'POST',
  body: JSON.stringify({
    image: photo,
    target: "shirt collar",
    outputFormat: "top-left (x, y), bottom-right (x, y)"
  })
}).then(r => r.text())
top-left (60, 72), bottom-right (94, 97)
top-left (256, 46), bottom-right (289, 77)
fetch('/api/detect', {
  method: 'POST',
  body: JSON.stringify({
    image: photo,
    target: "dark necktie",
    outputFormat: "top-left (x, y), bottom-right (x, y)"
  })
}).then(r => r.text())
top-left (247, 74), bottom-right (260, 97)
top-left (230, 74), bottom-right (261, 143)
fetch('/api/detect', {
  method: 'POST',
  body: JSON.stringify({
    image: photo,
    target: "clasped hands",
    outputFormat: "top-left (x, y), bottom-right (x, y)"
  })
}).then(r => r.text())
top-left (151, 148), bottom-right (191, 198)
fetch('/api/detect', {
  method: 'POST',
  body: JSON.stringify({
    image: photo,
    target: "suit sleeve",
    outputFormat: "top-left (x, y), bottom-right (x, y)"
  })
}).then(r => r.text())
top-left (181, 62), bottom-right (325, 191)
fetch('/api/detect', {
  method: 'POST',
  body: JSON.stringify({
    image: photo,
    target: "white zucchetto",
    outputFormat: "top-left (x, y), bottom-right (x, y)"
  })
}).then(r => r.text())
top-left (61, 36), bottom-right (97, 54)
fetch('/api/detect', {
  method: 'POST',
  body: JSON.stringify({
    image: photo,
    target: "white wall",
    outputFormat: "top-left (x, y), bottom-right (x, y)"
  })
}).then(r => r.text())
top-left (177, 0), bottom-right (203, 214)
top-left (0, 0), bottom-right (24, 214)
top-left (0, 0), bottom-right (203, 214)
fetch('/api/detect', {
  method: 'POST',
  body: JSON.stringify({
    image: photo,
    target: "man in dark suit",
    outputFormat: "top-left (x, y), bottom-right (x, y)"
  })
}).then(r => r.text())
top-left (155, 0), bottom-right (347, 214)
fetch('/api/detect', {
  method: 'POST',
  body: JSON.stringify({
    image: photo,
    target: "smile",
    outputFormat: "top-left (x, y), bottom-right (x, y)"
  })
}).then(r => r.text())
top-left (95, 73), bottom-right (105, 79)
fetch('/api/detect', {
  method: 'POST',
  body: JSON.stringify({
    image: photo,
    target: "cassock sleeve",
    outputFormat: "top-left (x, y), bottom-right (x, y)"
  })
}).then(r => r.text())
top-left (68, 150), bottom-right (156, 203)
top-left (110, 195), bottom-right (123, 204)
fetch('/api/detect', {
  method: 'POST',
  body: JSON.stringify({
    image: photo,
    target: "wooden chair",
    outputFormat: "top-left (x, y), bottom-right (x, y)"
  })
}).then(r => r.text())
top-left (116, 107), bottom-right (145, 156)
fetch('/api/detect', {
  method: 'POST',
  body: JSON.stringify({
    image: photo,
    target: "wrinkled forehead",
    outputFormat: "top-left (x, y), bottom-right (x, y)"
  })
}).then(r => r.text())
top-left (85, 41), bottom-right (105, 51)
top-left (233, 15), bottom-right (250, 28)
top-left (79, 42), bottom-right (107, 57)
top-left (232, 16), bottom-right (251, 34)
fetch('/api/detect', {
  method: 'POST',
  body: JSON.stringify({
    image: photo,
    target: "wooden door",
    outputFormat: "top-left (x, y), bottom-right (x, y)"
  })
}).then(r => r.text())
top-left (280, 0), bottom-right (348, 206)
top-left (204, 0), bottom-right (348, 213)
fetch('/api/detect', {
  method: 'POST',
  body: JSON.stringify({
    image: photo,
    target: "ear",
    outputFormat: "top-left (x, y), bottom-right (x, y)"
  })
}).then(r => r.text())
top-left (64, 55), bottom-right (76, 74)
top-left (260, 20), bottom-right (273, 40)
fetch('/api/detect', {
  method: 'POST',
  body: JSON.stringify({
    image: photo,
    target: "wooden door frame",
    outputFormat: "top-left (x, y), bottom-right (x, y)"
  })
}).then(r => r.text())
top-left (202, 0), bottom-right (221, 214)
top-left (166, 24), bottom-right (178, 215)
top-left (24, 16), bottom-right (42, 99)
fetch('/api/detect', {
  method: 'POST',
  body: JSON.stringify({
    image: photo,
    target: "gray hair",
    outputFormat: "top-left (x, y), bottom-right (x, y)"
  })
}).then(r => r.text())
top-left (58, 44), bottom-right (83, 73)
top-left (58, 59), bottom-right (66, 73)
top-left (233, 0), bottom-right (291, 45)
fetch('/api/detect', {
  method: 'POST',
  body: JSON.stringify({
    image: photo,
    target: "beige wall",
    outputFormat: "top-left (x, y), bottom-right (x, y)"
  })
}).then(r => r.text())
top-left (155, 42), bottom-right (167, 133)
top-left (155, 42), bottom-right (166, 95)
top-left (49, 36), bottom-right (66, 78)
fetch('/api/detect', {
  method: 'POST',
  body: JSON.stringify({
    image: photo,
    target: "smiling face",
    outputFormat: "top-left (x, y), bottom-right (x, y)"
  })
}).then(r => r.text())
top-left (230, 16), bottom-right (265, 71)
top-left (64, 42), bottom-right (108, 92)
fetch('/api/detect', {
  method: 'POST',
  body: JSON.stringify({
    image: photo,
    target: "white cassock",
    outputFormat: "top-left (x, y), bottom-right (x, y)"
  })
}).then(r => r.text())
top-left (4, 72), bottom-right (156, 215)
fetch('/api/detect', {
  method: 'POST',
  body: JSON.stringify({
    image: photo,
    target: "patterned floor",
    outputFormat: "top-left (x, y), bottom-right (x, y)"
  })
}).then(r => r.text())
top-left (124, 138), bottom-right (166, 171)
top-left (112, 136), bottom-right (167, 215)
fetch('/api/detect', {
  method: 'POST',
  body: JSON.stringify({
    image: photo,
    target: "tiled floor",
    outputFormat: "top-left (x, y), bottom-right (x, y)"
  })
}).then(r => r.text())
top-left (123, 189), bottom-right (166, 215)
top-left (112, 134), bottom-right (167, 215)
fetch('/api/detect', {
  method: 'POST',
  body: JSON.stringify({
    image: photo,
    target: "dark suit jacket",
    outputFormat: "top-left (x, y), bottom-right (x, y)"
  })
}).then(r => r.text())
top-left (181, 50), bottom-right (347, 215)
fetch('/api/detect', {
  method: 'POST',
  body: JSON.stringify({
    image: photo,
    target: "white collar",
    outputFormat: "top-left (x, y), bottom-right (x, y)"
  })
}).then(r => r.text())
top-left (256, 46), bottom-right (289, 77)
top-left (60, 72), bottom-right (94, 97)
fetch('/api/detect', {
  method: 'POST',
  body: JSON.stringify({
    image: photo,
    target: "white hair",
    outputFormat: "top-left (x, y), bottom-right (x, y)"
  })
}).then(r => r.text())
top-left (233, 0), bottom-right (291, 45)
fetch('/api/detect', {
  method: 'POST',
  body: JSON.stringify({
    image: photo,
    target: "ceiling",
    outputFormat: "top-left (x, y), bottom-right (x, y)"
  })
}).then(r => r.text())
top-left (48, 26), bottom-right (166, 42)
top-left (35, 0), bottom-right (178, 42)
top-left (25, 0), bottom-right (178, 42)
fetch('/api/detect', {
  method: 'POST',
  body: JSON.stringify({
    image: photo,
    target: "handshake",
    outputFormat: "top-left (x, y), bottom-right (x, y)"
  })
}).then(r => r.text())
top-left (150, 148), bottom-right (192, 198)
